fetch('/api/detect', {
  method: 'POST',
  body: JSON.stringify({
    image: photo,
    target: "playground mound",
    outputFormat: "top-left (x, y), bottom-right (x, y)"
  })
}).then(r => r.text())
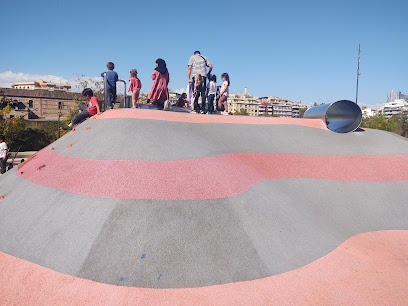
top-left (0, 109), bottom-right (407, 304)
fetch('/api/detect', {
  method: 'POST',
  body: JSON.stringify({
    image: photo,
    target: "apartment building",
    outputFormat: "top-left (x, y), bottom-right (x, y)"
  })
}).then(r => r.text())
top-left (228, 93), bottom-right (260, 116)
top-left (361, 106), bottom-right (377, 118)
top-left (257, 96), bottom-right (307, 117)
top-left (378, 99), bottom-right (408, 118)
top-left (228, 93), bottom-right (307, 117)
top-left (12, 79), bottom-right (71, 92)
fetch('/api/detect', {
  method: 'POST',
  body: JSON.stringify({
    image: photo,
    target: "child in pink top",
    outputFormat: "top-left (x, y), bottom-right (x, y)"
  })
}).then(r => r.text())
top-left (128, 69), bottom-right (142, 108)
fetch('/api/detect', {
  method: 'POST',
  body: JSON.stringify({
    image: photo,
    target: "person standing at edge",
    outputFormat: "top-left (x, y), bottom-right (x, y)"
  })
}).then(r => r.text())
top-left (0, 135), bottom-right (8, 174)
top-left (148, 58), bottom-right (170, 110)
top-left (101, 62), bottom-right (118, 110)
top-left (188, 51), bottom-right (213, 113)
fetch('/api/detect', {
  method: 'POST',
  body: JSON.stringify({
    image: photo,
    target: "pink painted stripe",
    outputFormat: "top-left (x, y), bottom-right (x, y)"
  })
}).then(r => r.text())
top-left (17, 149), bottom-right (408, 200)
top-left (1, 231), bottom-right (407, 304)
top-left (93, 108), bottom-right (328, 129)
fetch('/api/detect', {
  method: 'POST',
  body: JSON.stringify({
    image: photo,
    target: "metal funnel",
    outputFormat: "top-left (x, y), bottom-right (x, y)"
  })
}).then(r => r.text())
top-left (304, 100), bottom-right (362, 133)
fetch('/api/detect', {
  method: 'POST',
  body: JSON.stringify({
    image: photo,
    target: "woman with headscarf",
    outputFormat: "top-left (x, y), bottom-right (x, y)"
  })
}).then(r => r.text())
top-left (148, 58), bottom-right (170, 109)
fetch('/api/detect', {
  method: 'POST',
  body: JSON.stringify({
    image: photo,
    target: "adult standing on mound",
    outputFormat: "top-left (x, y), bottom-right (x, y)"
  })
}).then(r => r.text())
top-left (188, 51), bottom-right (213, 113)
top-left (148, 58), bottom-right (170, 110)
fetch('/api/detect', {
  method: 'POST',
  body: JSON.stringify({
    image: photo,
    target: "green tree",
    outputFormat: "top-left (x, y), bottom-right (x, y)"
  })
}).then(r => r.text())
top-left (139, 93), bottom-right (149, 104)
top-left (2, 117), bottom-right (26, 151)
top-left (0, 90), bottom-right (14, 119)
top-left (40, 121), bottom-right (59, 142)
top-left (13, 128), bottom-right (53, 151)
top-left (391, 113), bottom-right (408, 137)
top-left (74, 76), bottom-right (104, 108)
top-left (361, 114), bottom-right (400, 134)
top-left (312, 102), bottom-right (326, 107)
top-left (233, 108), bottom-right (249, 116)
top-left (298, 107), bottom-right (307, 118)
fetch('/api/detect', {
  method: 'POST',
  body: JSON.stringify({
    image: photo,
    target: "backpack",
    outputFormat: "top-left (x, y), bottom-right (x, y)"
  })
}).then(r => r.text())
top-left (163, 90), bottom-right (172, 111)
top-left (164, 100), bottom-right (172, 111)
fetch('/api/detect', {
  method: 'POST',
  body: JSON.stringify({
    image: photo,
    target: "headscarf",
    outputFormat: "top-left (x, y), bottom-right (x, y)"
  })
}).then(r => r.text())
top-left (155, 58), bottom-right (168, 75)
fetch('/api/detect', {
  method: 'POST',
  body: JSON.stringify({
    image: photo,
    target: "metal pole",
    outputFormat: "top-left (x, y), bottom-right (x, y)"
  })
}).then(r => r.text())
top-left (355, 44), bottom-right (361, 104)
top-left (116, 80), bottom-right (127, 108)
top-left (57, 101), bottom-right (62, 138)
top-left (103, 72), bottom-right (108, 111)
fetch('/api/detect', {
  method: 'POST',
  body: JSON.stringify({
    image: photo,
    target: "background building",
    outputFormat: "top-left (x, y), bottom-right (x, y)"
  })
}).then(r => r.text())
top-left (361, 106), bottom-right (377, 118)
top-left (378, 99), bottom-right (408, 118)
top-left (387, 90), bottom-right (408, 103)
top-left (228, 92), bottom-right (260, 116)
top-left (1, 88), bottom-right (78, 120)
top-left (228, 92), bottom-right (307, 117)
top-left (11, 79), bottom-right (71, 92)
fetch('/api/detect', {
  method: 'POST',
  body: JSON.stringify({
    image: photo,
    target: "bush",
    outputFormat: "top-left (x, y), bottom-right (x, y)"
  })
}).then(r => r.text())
top-left (361, 113), bottom-right (408, 137)
top-left (0, 118), bottom-right (58, 151)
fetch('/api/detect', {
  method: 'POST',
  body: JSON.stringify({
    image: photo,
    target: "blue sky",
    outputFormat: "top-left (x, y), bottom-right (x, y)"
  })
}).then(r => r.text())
top-left (1, 0), bottom-right (407, 108)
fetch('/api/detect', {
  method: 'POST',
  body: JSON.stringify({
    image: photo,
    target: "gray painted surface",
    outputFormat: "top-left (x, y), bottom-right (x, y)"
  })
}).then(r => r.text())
top-left (48, 118), bottom-right (408, 160)
top-left (1, 115), bottom-right (407, 289)
top-left (0, 171), bottom-right (117, 276)
top-left (1, 173), bottom-right (407, 288)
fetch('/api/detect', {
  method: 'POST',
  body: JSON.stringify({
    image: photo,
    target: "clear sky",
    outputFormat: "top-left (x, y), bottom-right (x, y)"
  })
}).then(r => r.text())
top-left (1, 0), bottom-right (407, 108)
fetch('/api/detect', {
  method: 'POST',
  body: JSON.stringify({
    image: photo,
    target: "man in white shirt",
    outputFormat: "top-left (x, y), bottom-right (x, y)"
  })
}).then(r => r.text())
top-left (188, 51), bottom-right (213, 113)
top-left (0, 135), bottom-right (8, 174)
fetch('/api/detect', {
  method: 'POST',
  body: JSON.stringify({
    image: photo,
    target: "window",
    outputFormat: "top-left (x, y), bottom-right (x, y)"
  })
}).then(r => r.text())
top-left (28, 100), bottom-right (33, 108)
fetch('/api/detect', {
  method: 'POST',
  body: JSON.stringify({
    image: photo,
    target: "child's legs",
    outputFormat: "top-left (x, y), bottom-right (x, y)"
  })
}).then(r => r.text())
top-left (208, 94), bottom-right (215, 112)
top-left (193, 91), bottom-right (201, 112)
top-left (107, 86), bottom-right (116, 107)
top-left (218, 95), bottom-right (228, 112)
top-left (223, 96), bottom-right (228, 113)
top-left (201, 77), bottom-right (207, 111)
top-left (72, 110), bottom-right (91, 125)
top-left (132, 91), bottom-right (140, 106)
top-left (78, 104), bottom-right (88, 112)
top-left (0, 158), bottom-right (6, 174)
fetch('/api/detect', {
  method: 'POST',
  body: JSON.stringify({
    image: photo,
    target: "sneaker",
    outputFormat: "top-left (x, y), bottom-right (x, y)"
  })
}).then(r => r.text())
top-left (190, 110), bottom-right (197, 114)
top-left (222, 112), bottom-right (229, 116)
top-left (62, 125), bottom-right (72, 130)
top-left (132, 106), bottom-right (136, 109)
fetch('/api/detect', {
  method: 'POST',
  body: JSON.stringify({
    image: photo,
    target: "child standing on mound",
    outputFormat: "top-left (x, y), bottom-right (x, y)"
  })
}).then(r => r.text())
top-left (128, 69), bottom-right (142, 108)
top-left (207, 74), bottom-right (217, 114)
top-left (101, 62), bottom-right (118, 110)
top-left (218, 73), bottom-right (230, 115)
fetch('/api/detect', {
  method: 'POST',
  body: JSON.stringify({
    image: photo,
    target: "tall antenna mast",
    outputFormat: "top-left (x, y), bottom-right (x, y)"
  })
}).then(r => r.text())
top-left (355, 44), bottom-right (361, 104)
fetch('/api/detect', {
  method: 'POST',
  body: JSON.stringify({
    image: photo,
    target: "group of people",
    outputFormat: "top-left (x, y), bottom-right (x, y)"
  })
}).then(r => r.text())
top-left (66, 50), bottom-right (230, 129)
top-left (187, 51), bottom-right (230, 115)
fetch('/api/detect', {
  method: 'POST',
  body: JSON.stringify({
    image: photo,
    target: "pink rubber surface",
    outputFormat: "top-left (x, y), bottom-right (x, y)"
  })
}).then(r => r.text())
top-left (18, 149), bottom-right (408, 200)
top-left (95, 109), bottom-right (329, 129)
top-left (1, 230), bottom-right (407, 305)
